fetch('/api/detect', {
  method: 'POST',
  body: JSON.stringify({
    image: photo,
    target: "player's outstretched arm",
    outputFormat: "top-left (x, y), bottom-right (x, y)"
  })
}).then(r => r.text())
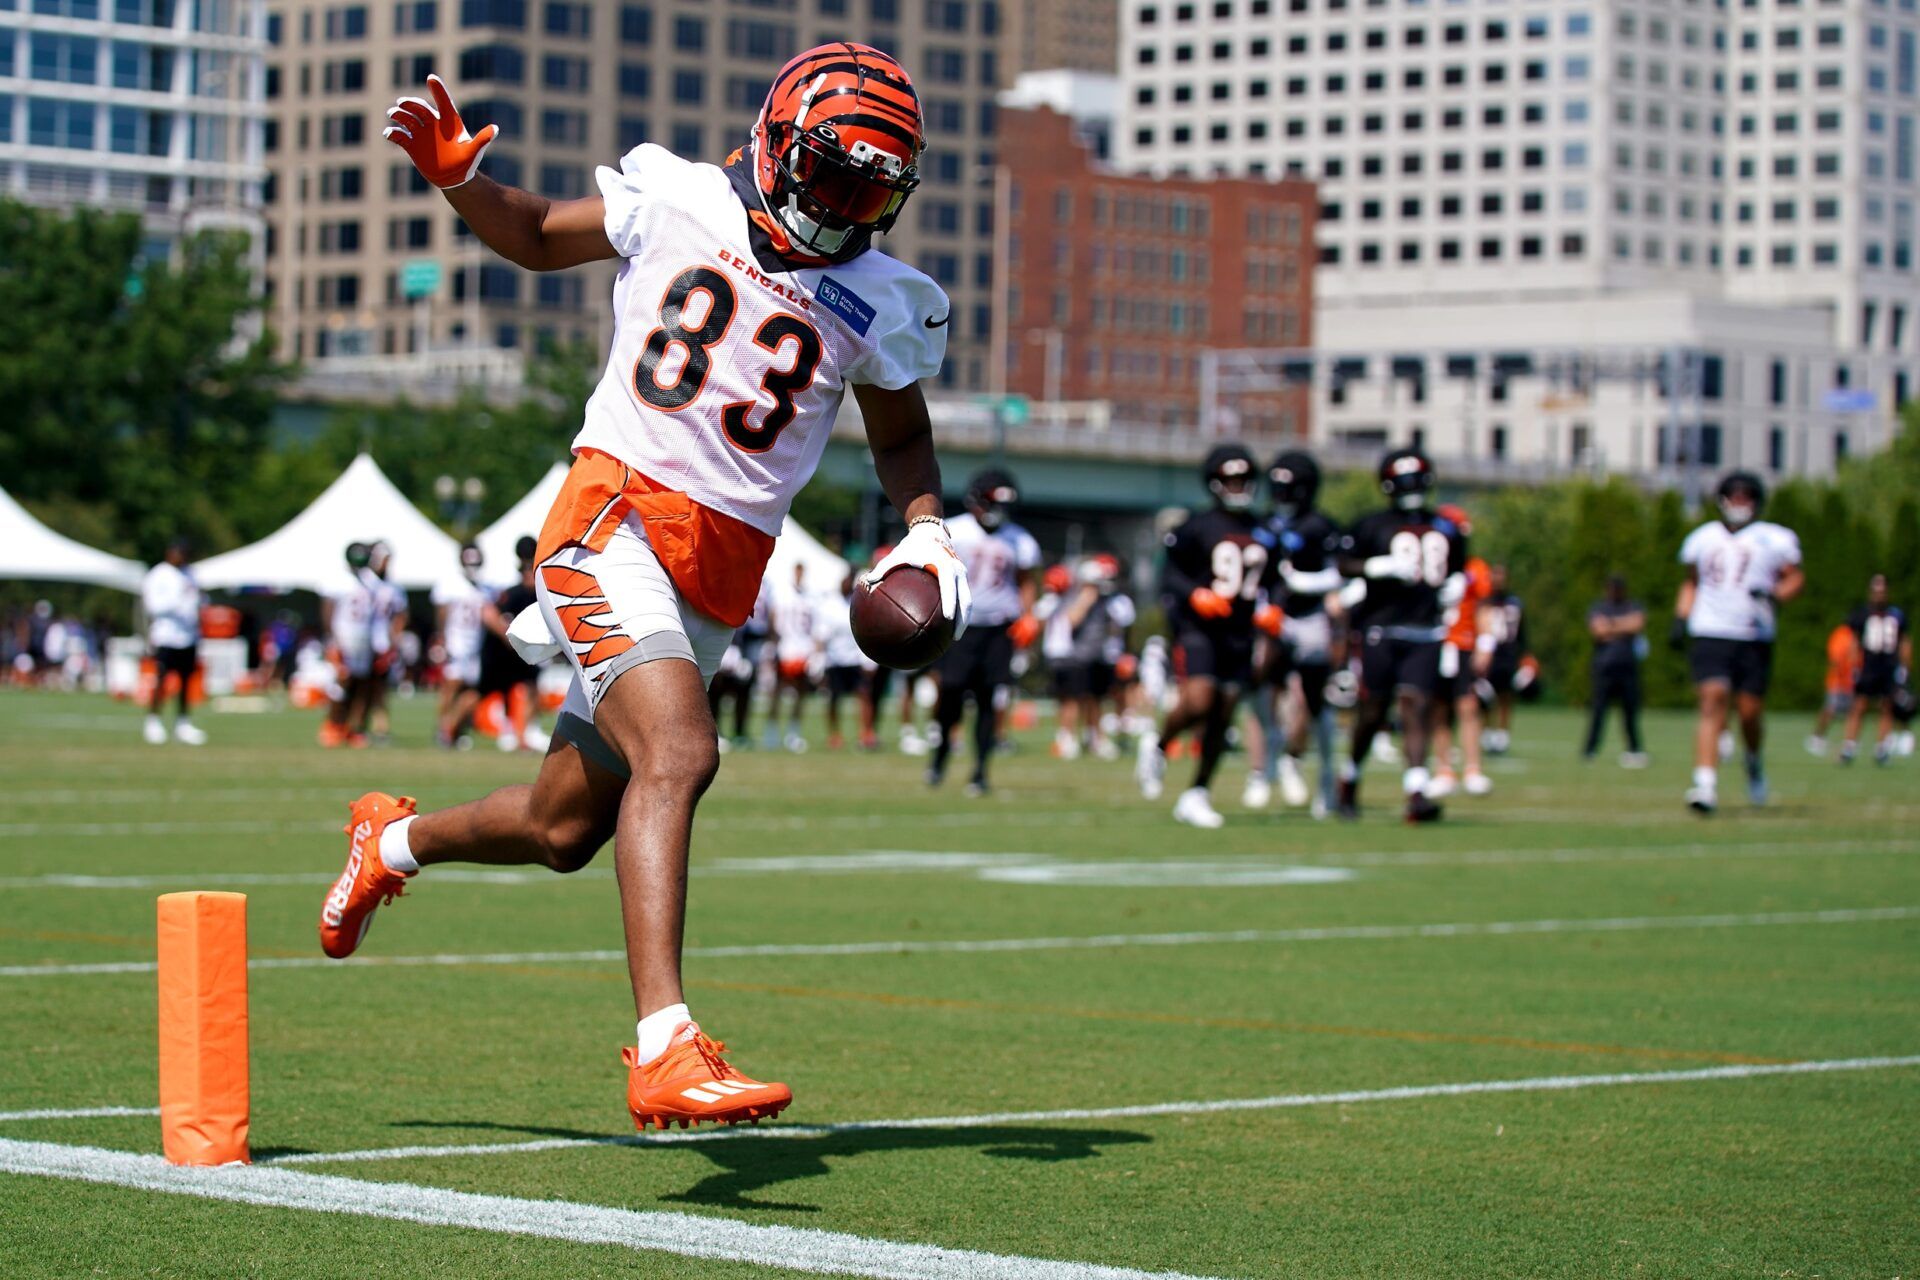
top-left (384, 74), bottom-right (616, 272)
top-left (1773, 563), bottom-right (1806, 603)
top-left (856, 381), bottom-right (971, 633)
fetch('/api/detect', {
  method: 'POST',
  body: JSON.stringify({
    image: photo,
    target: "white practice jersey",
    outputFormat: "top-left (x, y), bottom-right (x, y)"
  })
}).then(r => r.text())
top-left (771, 582), bottom-right (820, 663)
top-left (947, 512), bottom-right (1041, 628)
top-left (820, 592), bottom-right (870, 670)
top-left (1680, 519), bottom-right (1802, 642)
top-left (574, 144), bottom-right (950, 537)
top-left (366, 571), bottom-right (405, 656)
top-left (432, 576), bottom-right (490, 661)
top-left (142, 562), bottom-right (201, 650)
top-left (329, 575), bottom-right (376, 654)
top-left (1037, 592), bottom-right (1074, 661)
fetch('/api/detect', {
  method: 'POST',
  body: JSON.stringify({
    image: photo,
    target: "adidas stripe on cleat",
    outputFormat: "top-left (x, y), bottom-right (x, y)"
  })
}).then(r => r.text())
top-left (318, 792), bottom-right (417, 959)
top-left (624, 1022), bottom-right (792, 1131)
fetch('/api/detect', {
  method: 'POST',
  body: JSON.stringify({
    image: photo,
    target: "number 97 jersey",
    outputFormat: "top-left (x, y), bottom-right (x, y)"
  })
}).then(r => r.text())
top-left (572, 144), bottom-right (951, 539)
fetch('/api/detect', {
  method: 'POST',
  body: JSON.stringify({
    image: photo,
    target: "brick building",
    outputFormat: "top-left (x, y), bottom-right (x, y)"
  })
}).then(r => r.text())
top-left (999, 102), bottom-right (1314, 437)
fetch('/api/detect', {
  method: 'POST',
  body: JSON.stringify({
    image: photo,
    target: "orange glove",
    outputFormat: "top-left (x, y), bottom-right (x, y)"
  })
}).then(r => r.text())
top-left (1188, 588), bottom-right (1233, 620)
top-left (383, 74), bottom-right (499, 189)
top-left (1009, 613), bottom-right (1042, 648)
top-left (1254, 604), bottom-right (1284, 637)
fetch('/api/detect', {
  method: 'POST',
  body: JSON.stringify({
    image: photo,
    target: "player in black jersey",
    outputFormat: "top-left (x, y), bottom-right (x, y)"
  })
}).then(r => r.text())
top-left (1480, 564), bottom-right (1529, 754)
top-left (1334, 448), bottom-right (1467, 822)
top-left (1138, 444), bottom-right (1278, 828)
top-left (1840, 574), bottom-right (1911, 765)
top-left (1244, 450), bottom-right (1344, 816)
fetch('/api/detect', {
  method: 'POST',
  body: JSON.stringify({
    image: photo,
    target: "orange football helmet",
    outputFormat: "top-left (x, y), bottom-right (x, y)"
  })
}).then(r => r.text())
top-left (751, 42), bottom-right (924, 261)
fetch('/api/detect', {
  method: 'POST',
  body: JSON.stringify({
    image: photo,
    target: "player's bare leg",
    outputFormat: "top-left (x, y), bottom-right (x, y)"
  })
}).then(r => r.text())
top-left (1733, 690), bottom-right (1768, 803)
top-left (1456, 692), bottom-right (1490, 793)
top-left (589, 660), bottom-right (717, 1019)
top-left (1397, 687), bottom-right (1443, 822)
top-left (1176, 685), bottom-right (1237, 828)
top-left (1689, 681), bottom-right (1731, 811)
top-left (1840, 694), bottom-right (1869, 763)
top-left (407, 741), bottom-right (623, 870)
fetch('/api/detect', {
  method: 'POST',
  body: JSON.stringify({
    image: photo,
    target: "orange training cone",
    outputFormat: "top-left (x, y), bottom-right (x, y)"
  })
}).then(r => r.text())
top-left (157, 891), bottom-right (250, 1165)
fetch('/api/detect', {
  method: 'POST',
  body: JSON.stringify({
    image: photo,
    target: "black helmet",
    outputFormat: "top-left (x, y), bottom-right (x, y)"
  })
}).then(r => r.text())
top-left (966, 467), bottom-right (1020, 530)
top-left (1379, 447), bottom-right (1435, 512)
top-left (345, 540), bottom-right (371, 570)
top-left (1268, 449), bottom-right (1321, 517)
top-left (1203, 443), bottom-right (1258, 512)
top-left (1717, 470), bottom-right (1765, 527)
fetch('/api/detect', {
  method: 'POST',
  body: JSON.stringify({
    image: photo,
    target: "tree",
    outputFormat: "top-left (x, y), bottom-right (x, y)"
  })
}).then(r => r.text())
top-left (0, 199), bottom-right (293, 558)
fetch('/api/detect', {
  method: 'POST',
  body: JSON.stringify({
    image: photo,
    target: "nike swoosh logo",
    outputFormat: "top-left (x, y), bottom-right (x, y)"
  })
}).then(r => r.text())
top-left (924, 314), bottom-right (949, 329)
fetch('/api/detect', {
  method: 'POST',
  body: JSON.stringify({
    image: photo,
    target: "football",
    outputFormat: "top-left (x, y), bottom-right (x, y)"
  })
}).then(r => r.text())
top-left (850, 566), bottom-right (955, 670)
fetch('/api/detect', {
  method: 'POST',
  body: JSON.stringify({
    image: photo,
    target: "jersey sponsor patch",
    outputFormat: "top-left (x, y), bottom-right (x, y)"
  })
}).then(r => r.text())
top-left (816, 276), bottom-right (876, 336)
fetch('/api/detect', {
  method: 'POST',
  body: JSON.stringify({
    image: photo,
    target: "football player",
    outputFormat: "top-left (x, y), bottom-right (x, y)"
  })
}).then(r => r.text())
top-left (319, 541), bottom-right (377, 748)
top-left (1335, 448), bottom-right (1466, 823)
top-left (1138, 444), bottom-right (1277, 828)
top-left (432, 542), bottom-right (491, 747)
top-left (1427, 506), bottom-right (1493, 798)
top-left (929, 467), bottom-right (1039, 795)
top-left (1479, 563), bottom-right (1527, 755)
top-left (1243, 451), bottom-right (1342, 815)
top-left (1806, 621), bottom-right (1860, 756)
top-left (1839, 574), bottom-right (1910, 766)
top-left (767, 562), bottom-right (820, 753)
top-left (1675, 470), bottom-right (1804, 812)
top-left (321, 48), bottom-right (971, 1131)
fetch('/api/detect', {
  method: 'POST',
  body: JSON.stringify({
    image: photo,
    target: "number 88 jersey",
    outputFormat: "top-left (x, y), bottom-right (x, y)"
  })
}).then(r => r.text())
top-left (573, 144), bottom-right (950, 538)
top-left (1339, 508), bottom-right (1467, 632)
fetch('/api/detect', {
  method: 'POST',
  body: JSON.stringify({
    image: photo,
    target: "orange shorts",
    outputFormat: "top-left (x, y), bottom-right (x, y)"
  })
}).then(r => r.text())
top-left (536, 449), bottom-right (774, 629)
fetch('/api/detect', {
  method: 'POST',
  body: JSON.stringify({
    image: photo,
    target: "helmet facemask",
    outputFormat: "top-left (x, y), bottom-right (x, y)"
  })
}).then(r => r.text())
top-left (760, 115), bottom-right (918, 261)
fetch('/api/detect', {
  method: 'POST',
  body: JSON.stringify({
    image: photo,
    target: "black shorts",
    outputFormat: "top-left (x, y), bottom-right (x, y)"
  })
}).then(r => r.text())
top-left (939, 622), bottom-right (1014, 690)
top-left (1359, 631), bottom-right (1443, 698)
top-left (1690, 637), bottom-right (1773, 696)
top-left (1176, 625), bottom-right (1254, 686)
top-left (1051, 661), bottom-right (1092, 699)
top-left (826, 664), bottom-right (867, 698)
top-left (154, 645), bottom-right (197, 680)
top-left (1855, 661), bottom-right (1900, 700)
top-left (1487, 649), bottom-right (1522, 692)
top-left (478, 651), bottom-right (536, 697)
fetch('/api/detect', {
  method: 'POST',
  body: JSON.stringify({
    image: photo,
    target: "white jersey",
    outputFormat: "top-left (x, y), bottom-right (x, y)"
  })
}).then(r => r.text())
top-left (328, 575), bottom-right (376, 655)
top-left (1680, 519), bottom-right (1802, 642)
top-left (365, 571), bottom-right (405, 656)
top-left (947, 513), bottom-right (1041, 628)
top-left (575, 145), bottom-right (950, 537)
top-left (142, 562), bottom-right (201, 650)
top-left (432, 576), bottom-right (490, 661)
top-left (820, 591), bottom-right (870, 670)
top-left (1037, 592), bottom-right (1074, 661)
top-left (771, 582), bottom-right (820, 664)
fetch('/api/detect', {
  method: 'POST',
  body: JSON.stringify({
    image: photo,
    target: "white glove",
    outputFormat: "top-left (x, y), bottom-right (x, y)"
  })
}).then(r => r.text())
top-left (866, 519), bottom-right (972, 638)
top-left (1363, 553), bottom-right (1420, 584)
top-left (1438, 572), bottom-right (1467, 608)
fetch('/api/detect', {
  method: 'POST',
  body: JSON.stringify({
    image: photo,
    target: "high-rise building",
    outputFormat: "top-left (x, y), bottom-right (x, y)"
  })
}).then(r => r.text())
top-left (1115, 0), bottom-right (1920, 478)
top-left (0, 0), bottom-right (270, 257)
top-left (1008, 0), bottom-right (1117, 77)
top-left (263, 0), bottom-right (1008, 391)
top-left (1000, 95), bottom-right (1313, 436)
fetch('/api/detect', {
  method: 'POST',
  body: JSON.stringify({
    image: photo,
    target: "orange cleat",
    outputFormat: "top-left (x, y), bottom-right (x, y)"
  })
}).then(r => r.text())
top-left (318, 792), bottom-right (417, 959)
top-left (624, 1023), bottom-right (792, 1131)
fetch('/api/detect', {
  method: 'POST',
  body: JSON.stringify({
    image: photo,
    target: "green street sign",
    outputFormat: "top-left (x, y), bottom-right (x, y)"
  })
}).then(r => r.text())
top-left (998, 394), bottom-right (1030, 427)
top-left (401, 259), bottom-right (442, 299)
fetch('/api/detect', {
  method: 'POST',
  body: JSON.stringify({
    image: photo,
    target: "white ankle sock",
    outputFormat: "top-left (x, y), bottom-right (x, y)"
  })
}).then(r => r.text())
top-left (637, 1002), bottom-right (692, 1062)
top-left (378, 815), bottom-right (419, 874)
top-left (1402, 766), bottom-right (1430, 796)
top-left (1692, 766), bottom-right (1717, 791)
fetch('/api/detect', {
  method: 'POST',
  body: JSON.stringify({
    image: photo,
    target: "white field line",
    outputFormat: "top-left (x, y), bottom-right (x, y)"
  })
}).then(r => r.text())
top-left (3, 905), bottom-right (1914, 979)
top-left (263, 1054), bottom-right (1920, 1167)
top-left (0, 1138), bottom-right (1216, 1280)
top-left (0, 1106), bottom-right (159, 1122)
top-left (0, 837), bottom-right (1911, 894)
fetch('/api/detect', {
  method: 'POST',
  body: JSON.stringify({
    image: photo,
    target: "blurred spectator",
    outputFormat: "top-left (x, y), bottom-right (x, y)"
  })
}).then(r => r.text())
top-left (141, 539), bottom-right (206, 745)
top-left (1583, 575), bottom-right (1647, 766)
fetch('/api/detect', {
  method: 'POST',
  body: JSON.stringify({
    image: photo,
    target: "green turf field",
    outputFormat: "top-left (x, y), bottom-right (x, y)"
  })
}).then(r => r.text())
top-left (0, 689), bottom-right (1914, 1278)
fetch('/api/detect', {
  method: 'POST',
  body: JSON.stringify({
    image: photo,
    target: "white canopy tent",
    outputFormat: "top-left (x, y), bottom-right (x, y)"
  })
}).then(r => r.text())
top-left (0, 485), bottom-right (146, 591)
top-left (767, 515), bottom-right (851, 596)
top-left (192, 453), bottom-right (465, 595)
top-left (473, 461), bottom-right (567, 584)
